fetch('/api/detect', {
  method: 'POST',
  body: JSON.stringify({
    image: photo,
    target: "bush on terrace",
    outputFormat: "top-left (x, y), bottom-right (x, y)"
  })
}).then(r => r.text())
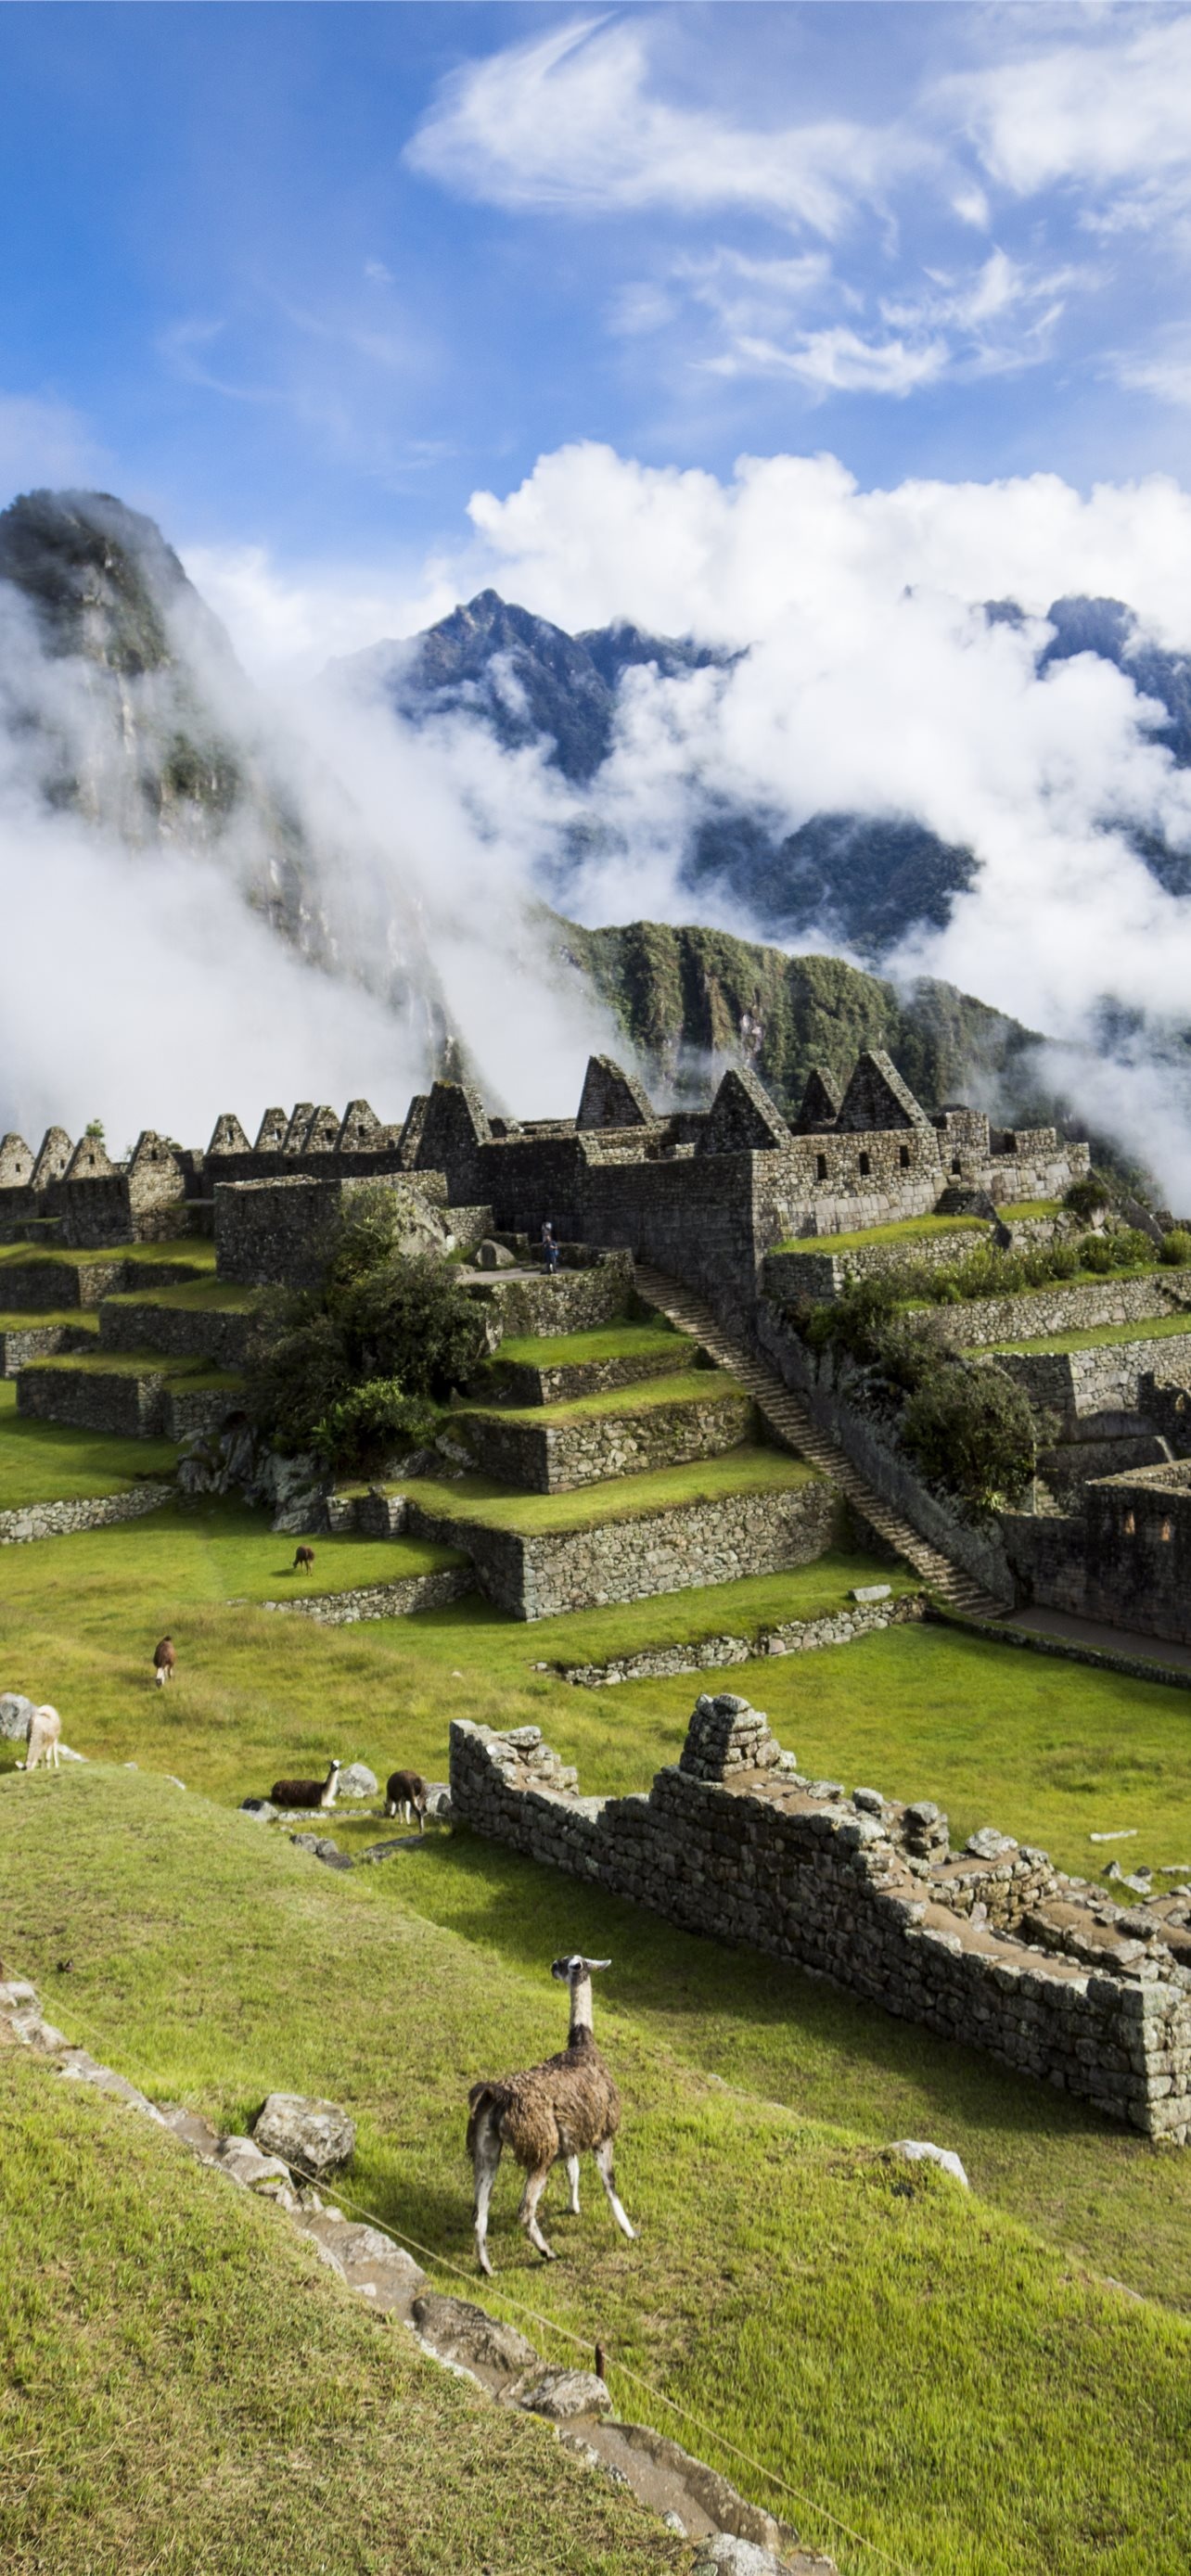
top-left (901, 1363), bottom-right (1036, 1514)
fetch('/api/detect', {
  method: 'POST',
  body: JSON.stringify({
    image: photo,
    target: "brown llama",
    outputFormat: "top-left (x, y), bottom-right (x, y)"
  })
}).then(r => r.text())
top-left (270, 1758), bottom-right (340, 1811)
top-left (153, 1637), bottom-right (175, 1688)
top-left (385, 1769), bottom-right (428, 1830)
top-left (293, 1547), bottom-right (315, 1573)
top-left (466, 1954), bottom-right (634, 2276)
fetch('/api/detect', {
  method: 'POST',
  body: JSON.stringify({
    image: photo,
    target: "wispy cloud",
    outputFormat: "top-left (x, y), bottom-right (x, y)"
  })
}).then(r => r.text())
top-left (947, 14), bottom-right (1191, 211)
top-left (711, 324), bottom-right (949, 399)
top-left (0, 390), bottom-right (108, 491)
top-left (405, 14), bottom-right (927, 236)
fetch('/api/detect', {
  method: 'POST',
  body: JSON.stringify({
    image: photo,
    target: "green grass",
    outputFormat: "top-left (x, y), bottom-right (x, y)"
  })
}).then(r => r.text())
top-left (100, 1277), bottom-right (260, 1314)
top-left (998, 1198), bottom-right (1065, 1221)
top-left (773, 1215), bottom-right (989, 1256)
top-left (491, 1320), bottom-right (684, 1370)
top-left (0, 1307), bottom-right (98, 1333)
top-left (977, 1310), bottom-right (1191, 1358)
top-left (0, 2052), bottom-right (674, 2576)
top-left (530, 1549), bottom-right (918, 1662)
top-left (0, 1239), bottom-right (215, 1273)
top-left (396, 1446), bottom-right (819, 1535)
top-left (25, 1347), bottom-right (244, 1390)
top-left (6, 1768), bottom-right (1191, 2576)
top-left (458, 1364), bottom-right (745, 1429)
top-left (0, 1379), bottom-right (177, 1501)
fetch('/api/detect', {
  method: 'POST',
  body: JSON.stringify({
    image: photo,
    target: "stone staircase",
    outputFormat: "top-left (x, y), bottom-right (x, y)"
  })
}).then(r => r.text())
top-left (633, 1262), bottom-right (1009, 1623)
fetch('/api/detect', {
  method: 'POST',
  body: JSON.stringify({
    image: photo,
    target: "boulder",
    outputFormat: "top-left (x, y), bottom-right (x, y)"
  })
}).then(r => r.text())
top-left (476, 1239), bottom-right (516, 1270)
top-left (252, 2092), bottom-right (355, 2176)
top-left (413, 2292), bottom-right (539, 2375)
top-left (512, 2366), bottom-right (611, 2420)
top-left (337, 1763), bottom-right (378, 1800)
top-left (691, 2543), bottom-right (788, 2576)
top-left (423, 1782), bottom-right (453, 1821)
top-left (0, 1692), bottom-right (34, 1742)
top-left (886, 2139), bottom-right (969, 2187)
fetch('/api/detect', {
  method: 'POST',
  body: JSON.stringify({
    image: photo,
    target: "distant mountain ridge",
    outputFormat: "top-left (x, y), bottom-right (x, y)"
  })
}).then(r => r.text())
top-left (342, 584), bottom-right (1191, 953)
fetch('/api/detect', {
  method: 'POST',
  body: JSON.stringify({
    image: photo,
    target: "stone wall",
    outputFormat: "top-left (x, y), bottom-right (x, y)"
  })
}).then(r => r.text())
top-left (455, 1384), bottom-right (754, 1495)
top-left (398, 1475), bottom-right (839, 1619)
top-left (0, 1323), bottom-right (93, 1377)
top-left (261, 1564), bottom-right (475, 1623)
top-left (214, 1171), bottom-right (458, 1289)
top-left (762, 1228), bottom-right (986, 1304)
top-left (0, 1482), bottom-right (173, 1546)
top-left (549, 1589), bottom-right (925, 1685)
top-left (467, 1254), bottom-right (635, 1339)
top-left (992, 1332), bottom-right (1191, 1428)
top-left (0, 1260), bottom-right (125, 1310)
top-left (450, 1699), bottom-right (1191, 2141)
top-left (936, 1272), bottom-right (1185, 1353)
top-left (483, 1343), bottom-right (690, 1407)
top-left (98, 1298), bottom-right (254, 1370)
top-left (17, 1363), bottom-right (169, 1436)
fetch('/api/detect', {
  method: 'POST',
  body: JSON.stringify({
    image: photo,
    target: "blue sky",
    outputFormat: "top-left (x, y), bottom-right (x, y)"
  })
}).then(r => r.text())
top-left (5, 0), bottom-right (1191, 608)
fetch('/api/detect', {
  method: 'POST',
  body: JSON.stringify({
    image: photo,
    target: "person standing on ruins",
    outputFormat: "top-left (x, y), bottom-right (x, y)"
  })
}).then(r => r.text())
top-left (541, 1220), bottom-right (559, 1273)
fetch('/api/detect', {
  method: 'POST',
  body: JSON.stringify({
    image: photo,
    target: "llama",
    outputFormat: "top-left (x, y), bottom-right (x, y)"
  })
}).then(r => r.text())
top-left (23, 1705), bottom-right (62, 1771)
top-left (466, 1953), bottom-right (635, 2277)
top-left (270, 1758), bottom-right (340, 1812)
top-left (153, 1637), bottom-right (175, 1688)
top-left (293, 1547), bottom-right (315, 1574)
top-left (385, 1769), bottom-right (428, 1830)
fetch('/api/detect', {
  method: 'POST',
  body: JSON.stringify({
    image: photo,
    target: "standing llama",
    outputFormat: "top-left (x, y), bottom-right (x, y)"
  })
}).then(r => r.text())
top-left (466, 1953), bottom-right (635, 2276)
top-left (22, 1705), bottom-right (62, 1771)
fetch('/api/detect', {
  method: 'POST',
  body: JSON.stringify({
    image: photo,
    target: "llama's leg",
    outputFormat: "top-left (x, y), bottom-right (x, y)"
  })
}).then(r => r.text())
top-left (595, 2137), bottom-right (635, 2240)
top-left (565, 2153), bottom-right (581, 2215)
top-left (49, 1740), bottom-right (60, 1770)
top-left (472, 2115), bottom-right (503, 2277)
top-left (519, 2162), bottom-right (557, 2262)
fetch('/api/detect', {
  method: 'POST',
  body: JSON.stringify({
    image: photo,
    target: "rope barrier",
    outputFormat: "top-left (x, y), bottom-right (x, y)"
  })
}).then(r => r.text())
top-left (280, 2158), bottom-right (921, 2576)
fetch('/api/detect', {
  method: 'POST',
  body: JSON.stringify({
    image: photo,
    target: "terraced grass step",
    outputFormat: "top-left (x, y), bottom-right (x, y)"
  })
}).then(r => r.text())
top-left (17, 1348), bottom-right (244, 1441)
top-left (0, 1311), bottom-right (97, 1377)
top-left (0, 1378), bottom-right (178, 1506)
top-left (475, 1317), bottom-right (689, 1405)
top-left (98, 1277), bottom-right (261, 1368)
top-left (0, 1239), bottom-right (215, 1310)
top-left (454, 1365), bottom-right (754, 1493)
top-left (978, 1310), bottom-right (1191, 1358)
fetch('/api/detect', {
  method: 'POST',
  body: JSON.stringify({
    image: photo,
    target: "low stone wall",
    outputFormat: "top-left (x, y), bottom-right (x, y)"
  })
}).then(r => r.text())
top-left (450, 1700), bottom-right (1191, 2140)
top-left (17, 1363), bottom-right (168, 1436)
top-left (482, 1344), bottom-right (690, 1406)
top-left (550, 1590), bottom-right (925, 1685)
top-left (402, 1476), bottom-right (838, 1619)
top-left (941, 1272), bottom-right (1183, 1352)
top-left (0, 1323), bottom-right (93, 1377)
top-left (0, 1482), bottom-right (173, 1545)
top-left (0, 1260), bottom-right (123, 1311)
top-left (98, 1299), bottom-right (254, 1369)
top-left (992, 1332), bottom-right (1191, 1427)
top-left (456, 1385), bottom-right (754, 1495)
top-left (165, 1384), bottom-right (241, 1440)
top-left (468, 1254), bottom-right (635, 1341)
top-left (763, 1228), bottom-right (984, 1304)
top-left (262, 1564), bottom-right (475, 1623)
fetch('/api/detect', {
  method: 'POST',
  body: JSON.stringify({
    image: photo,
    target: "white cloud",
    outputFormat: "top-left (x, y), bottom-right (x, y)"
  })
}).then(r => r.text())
top-left (405, 14), bottom-right (925, 236)
top-left (0, 391), bottom-right (108, 498)
top-left (1115, 344), bottom-right (1191, 412)
top-left (950, 15), bottom-right (1191, 210)
top-left (714, 325), bottom-right (949, 397)
top-left (178, 542), bottom-right (461, 681)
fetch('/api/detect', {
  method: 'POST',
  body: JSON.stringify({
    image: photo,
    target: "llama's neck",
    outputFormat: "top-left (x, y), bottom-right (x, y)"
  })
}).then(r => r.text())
top-left (567, 1973), bottom-right (594, 2047)
top-left (320, 1771), bottom-right (338, 1809)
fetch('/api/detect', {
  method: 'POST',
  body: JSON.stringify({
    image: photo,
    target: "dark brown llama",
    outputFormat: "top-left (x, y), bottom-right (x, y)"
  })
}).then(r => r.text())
top-left (385, 1769), bottom-right (428, 1830)
top-left (466, 1954), bottom-right (634, 2276)
top-left (152, 1637), bottom-right (175, 1688)
top-left (269, 1758), bottom-right (340, 1811)
top-left (293, 1546), bottom-right (315, 1573)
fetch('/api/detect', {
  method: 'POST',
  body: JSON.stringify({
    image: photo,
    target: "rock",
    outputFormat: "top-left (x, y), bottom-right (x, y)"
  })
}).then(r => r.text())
top-left (413, 2292), bottom-right (538, 2375)
top-left (852, 1787), bottom-right (885, 1815)
top-left (300, 2214), bottom-right (426, 2311)
top-left (504, 1725), bottom-right (542, 1750)
top-left (240, 1798), bottom-right (276, 1818)
top-left (210, 2135), bottom-right (293, 2190)
top-left (1089, 1829), bottom-right (1137, 1843)
top-left (512, 2366), bottom-right (612, 2420)
top-left (691, 2541), bottom-right (787, 2575)
top-left (851, 1584), bottom-right (890, 1602)
top-left (423, 1780), bottom-right (453, 1819)
top-left (358, 1836), bottom-right (423, 1864)
top-left (966, 1827), bottom-right (1017, 1861)
top-left (57, 2050), bottom-right (165, 2122)
top-left (0, 1692), bottom-right (34, 1741)
top-left (904, 1800), bottom-right (940, 1828)
top-left (337, 1763), bottom-right (378, 1799)
top-left (476, 1238), bottom-right (516, 1269)
top-left (886, 2139), bottom-right (969, 2187)
top-left (57, 1744), bottom-right (85, 1762)
top-left (252, 2092), bottom-right (355, 2176)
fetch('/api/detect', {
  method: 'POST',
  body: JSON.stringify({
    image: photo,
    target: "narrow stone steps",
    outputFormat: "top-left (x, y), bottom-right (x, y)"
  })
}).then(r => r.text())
top-left (634, 1263), bottom-right (1009, 1623)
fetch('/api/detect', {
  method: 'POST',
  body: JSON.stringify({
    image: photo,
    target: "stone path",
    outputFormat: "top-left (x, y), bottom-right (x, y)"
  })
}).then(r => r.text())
top-left (633, 1263), bottom-right (1008, 1624)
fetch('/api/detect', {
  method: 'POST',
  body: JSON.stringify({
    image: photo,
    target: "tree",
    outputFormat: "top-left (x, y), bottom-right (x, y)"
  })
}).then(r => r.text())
top-left (901, 1362), bottom-right (1035, 1516)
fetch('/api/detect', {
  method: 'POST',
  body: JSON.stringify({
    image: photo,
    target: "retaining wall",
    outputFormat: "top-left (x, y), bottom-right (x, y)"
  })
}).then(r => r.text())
top-left (762, 1228), bottom-right (985, 1304)
top-left (0, 1323), bottom-right (93, 1376)
top-left (394, 1476), bottom-right (838, 1619)
top-left (550, 1590), bottom-right (925, 1685)
top-left (261, 1564), bottom-right (475, 1623)
top-left (470, 1255), bottom-right (635, 1340)
top-left (992, 1332), bottom-right (1191, 1426)
top-left (450, 1699), bottom-right (1191, 2140)
top-left (17, 1363), bottom-right (169, 1436)
top-left (481, 1342), bottom-right (690, 1407)
top-left (456, 1384), bottom-right (754, 1494)
top-left (0, 1483), bottom-right (173, 1545)
top-left (98, 1299), bottom-right (254, 1370)
top-left (942, 1273), bottom-right (1184, 1352)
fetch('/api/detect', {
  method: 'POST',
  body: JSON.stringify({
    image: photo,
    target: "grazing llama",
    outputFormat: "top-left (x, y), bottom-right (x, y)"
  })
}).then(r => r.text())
top-left (385, 1769), bottom-right (428, 1830)
top-left (22, 1705), bottom-right (62, 1771)
top-left (293, 1546), bottom-right (315, 1573)
top-left (467, 1953), bottom-right (635, 2276)
top-left (153, 1637), bottom-right (176, 1688)
top-left (269, 1758), bottom-right (340, 1812)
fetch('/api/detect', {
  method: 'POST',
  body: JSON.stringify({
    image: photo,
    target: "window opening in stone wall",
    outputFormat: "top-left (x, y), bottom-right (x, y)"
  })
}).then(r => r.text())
top-left (1161, 1520), bottom-right (1173, 1542)
top-left (899, 1145), bottom-right (910, 1169)
top-left (858, 1151), bottom-right (871, 1177)
top-left (1123, 1511), bottom-right (1135, 1535)
top-left (815, 1153), bottom-right (827, 1181)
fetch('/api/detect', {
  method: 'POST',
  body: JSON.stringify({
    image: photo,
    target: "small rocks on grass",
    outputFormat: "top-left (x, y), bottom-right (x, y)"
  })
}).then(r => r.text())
top-left (210, 2136), bottom-right (293, 2191)
top-left (240, 1798), bottom-right (276, 1819)
top-left (885, 2139), bottom-right (969, 2187)
top-left (252, 2093), bottom-right (355, 2177)
top-left (413, 2292), bottom-right (538, 2375)
top-left (966, 1827), bottom-right (1016, 1861)
top-left (691, 2541), bottom-right (788, 2575)
top-left (1089, 1830), bottom-right (1137, 1843)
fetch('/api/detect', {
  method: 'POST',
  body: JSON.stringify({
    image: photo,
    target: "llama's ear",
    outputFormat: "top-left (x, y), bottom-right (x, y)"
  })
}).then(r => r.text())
top-left (586, 1958), bottom-right (612, 1973)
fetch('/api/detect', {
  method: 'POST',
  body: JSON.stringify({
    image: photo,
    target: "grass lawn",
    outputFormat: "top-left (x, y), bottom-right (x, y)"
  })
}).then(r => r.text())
top-left (393, 1448), bottom-right (820, 1537)
top-left (457, 1365), bottom-right (744, 1428)
top-left (0, 2052), bottom-right (674, 2576)
top-left (490, 1320), bottom-right (685, 1370)
top-left (998, 1198), bottom-right (1065, 1220)
top-left (99, 1276), bottom-right (261, 1314)
top-left (773, 1215), bottom-right (988, 1255)
top-left (4, 1765), bottom-right (1191, 2576)
top-left (978, 1310), bottom-right (1191, 1357)
top-left (26, 1346), bottom-right (242, 1383)
top-left (0, 1239), bottom-right (216, 1273)
top-left (0, 1308), bottom-right (98, 1333)
top-left (0, 1380), bottom-right (177, 1502)
top-left (530, 1549), bottom-right (920, 1661)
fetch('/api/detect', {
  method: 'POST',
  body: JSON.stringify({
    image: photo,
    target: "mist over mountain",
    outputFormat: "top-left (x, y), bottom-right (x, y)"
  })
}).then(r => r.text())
top-left (340, 583), bottom-right (1191, 958)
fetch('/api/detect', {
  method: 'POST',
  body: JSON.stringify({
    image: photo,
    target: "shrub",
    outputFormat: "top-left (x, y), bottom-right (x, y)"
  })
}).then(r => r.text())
top-left (1077, 1234), bottom-right (1116, 1275)
top-left (1160, 1230), bottom-right (1191, 1268)
top-left (871, 1311), bottom-right (951, 1396)
top-left (310, 1379), bottom-right (440, 1476)
top-left (1047, 1243), bottom-right (1080, 1280)
top-left (798, 1274), bottom-right (899, 1370)
top-left (901, 1362), bottom-right (1036, 1515)
top-left (1065, 1170), bottom-right (1112, 1223)
top-left (1112, 1228), bottom-right (1155, 1269)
